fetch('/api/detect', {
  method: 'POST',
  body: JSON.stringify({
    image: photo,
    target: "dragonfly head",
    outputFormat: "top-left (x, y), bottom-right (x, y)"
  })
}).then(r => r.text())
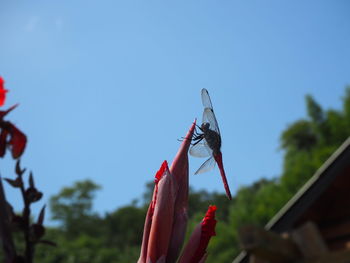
top-left (201, 122), bottom-right (210, 131)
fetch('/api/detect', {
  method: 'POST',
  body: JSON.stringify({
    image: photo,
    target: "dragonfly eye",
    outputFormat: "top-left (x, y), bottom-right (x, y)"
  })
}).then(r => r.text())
top-left (202, 122), bottom-right (210, 130)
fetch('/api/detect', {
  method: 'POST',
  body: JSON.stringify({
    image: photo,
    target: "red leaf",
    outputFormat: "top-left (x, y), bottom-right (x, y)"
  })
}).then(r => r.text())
top-left (25, 187), bottom-right (43, 203)
top-left (0, 104), bottom-right (18, 119)
top-left (8, 123), bottom-right (27, 158)
top-left (30, 223), bottom-right (45, 241)
top-left (4, 177), bottom-right (22, 188)
top-left (0, 76), bottom-right (8, 107)
top-left (15, 160), bottom-right (26, 176)
top-left (29, 172), bottom-right (35, 188)
top-left (37, 205), bottom-right (46, 225)
top-left (0, 129), bottom-right (9, 157)
top-left (0, 178), bottom-right (16, 261)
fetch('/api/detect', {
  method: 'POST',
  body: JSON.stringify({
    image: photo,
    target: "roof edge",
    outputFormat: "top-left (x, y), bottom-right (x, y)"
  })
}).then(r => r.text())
top-left (265, 136), bottom-right (350, 230)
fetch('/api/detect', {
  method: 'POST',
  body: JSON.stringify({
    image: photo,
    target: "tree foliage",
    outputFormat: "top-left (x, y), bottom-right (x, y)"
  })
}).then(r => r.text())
top-left (50, 180), bottom-right (101, 238)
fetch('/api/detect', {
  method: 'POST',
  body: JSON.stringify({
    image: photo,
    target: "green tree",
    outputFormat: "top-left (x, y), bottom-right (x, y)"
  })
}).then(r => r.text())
top-left (103, 205), bottom-right (146, 249)
top-left (50, 180), bottom-right (101, 237)
top-left (206, 88), bottom-right (350, 263)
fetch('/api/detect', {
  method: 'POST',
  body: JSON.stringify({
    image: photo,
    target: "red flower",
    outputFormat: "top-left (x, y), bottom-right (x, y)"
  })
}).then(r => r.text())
top-left (138, 121), bottom-right (218, 263)
top-left (0, 76), bottom-right (8, 107)
top-left (138, 121), bottom-right (196, 263)
top-left (178, 205), bottom-right (217, 263)
top-left (0, 77), bottom-right (27, 159)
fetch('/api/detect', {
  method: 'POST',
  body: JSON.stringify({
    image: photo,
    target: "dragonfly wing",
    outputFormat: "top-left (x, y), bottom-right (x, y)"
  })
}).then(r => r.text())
top-left (202, 108), bottom-right (220, 134)
top-left (189, 140), bottom-right (212, 158)
top-left (201, 88), bottom-right (214, 109)
top-left (194, 156), bottom-right (216, 174)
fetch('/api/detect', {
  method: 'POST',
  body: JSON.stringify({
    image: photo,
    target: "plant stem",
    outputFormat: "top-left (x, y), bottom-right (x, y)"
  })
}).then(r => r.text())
top-left (19, 174), bottom-right (33, 263)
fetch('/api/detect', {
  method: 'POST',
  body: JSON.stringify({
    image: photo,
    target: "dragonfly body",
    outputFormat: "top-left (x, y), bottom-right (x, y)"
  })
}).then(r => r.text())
top-left (201, 123), bottom-right (221, 156)
top-left (190, 89), bottom-right (232, 200)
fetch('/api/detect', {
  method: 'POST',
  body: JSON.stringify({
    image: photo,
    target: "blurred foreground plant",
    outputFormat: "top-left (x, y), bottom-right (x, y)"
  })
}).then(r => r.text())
top-left (0, 76), bottom-right (54, 263)
top-left (138, 122), bottom-right (217, 263)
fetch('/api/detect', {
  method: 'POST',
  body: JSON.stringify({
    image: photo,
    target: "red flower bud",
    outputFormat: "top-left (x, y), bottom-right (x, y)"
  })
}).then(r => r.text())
top-left (178, 205), bottom-right (217, 263)
top-left (138, 122), bottom-right (196, 263)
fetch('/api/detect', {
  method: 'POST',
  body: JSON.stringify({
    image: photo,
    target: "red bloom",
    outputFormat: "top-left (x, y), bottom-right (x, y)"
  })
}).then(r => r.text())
top-left (138, 122), bottom-right (196, 263)
top-left (0, 76), bottom-right (8, 107)
top-left (138, 121), bottom-right (218, 263)
top-left (178, 205), bottom-right (217, 263)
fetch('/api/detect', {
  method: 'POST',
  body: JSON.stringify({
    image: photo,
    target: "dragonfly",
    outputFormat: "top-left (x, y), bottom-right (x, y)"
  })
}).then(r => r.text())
top-left (190, 89), bottom-right (232, 200)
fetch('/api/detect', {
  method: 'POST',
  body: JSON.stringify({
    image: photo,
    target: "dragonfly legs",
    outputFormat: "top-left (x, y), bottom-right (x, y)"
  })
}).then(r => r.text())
top-left (191, 126), bottom-right (204, 146)
top-left (178, 125), bottom-right (204, 145)
top-left (177, 135), bottom-right (203, 145)
top-left (195, 124), bottom-right (203, 131)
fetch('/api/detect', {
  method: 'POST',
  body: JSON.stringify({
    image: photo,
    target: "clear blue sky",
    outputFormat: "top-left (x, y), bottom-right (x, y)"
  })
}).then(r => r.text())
top-left (0, 1), bottom-right (349, 221)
